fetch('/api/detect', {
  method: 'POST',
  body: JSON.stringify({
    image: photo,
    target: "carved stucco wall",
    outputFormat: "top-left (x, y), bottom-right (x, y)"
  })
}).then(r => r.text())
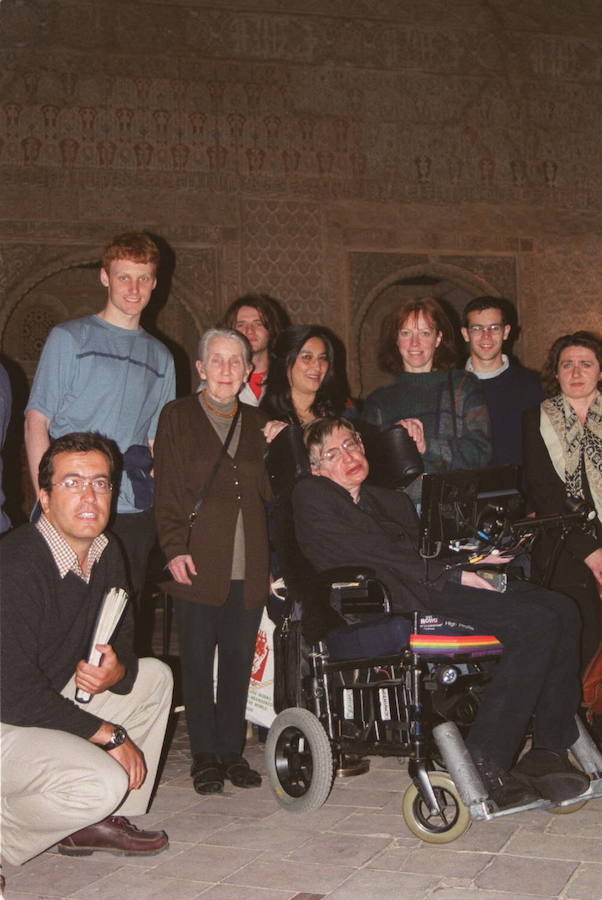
top-left (1, 0), bottom-right (601, 396)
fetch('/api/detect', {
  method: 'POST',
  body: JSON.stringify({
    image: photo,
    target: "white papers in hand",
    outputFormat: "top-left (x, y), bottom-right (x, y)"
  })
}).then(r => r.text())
top-left (75, 587), bottom-right (129, 703)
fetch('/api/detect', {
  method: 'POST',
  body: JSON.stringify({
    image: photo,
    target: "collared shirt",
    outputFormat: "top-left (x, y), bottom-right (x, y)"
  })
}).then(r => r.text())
top-left (36, 514), bottom-right (108, 583)
top-left (465, 354), bottom-right (510, 380)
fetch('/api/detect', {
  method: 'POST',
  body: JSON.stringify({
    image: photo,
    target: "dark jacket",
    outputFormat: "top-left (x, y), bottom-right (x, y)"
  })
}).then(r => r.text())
top-left (153, 396), bottom-right (271, 609)
top-left (292, 476), bottom-right (451, 639)
top-left (522, 406), bottom-right (600, 576)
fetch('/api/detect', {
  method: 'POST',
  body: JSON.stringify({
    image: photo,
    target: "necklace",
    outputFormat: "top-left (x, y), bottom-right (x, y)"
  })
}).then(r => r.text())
top-left (201, 391), bottom-right (238, 419)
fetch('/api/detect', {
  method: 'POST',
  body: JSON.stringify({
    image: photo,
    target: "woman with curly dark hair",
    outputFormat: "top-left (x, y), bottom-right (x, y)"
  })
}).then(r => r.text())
top-left (363, 297), bottom-right (491, 505)
top-left (523, 331), bottom-right (602, 681)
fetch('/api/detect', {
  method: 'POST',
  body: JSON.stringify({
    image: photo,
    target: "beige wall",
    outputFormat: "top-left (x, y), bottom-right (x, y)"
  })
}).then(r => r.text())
top-left (1, 0), bottom-right (601, 398)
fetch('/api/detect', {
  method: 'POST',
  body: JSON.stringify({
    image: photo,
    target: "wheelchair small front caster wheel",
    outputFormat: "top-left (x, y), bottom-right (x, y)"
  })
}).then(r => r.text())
top-left (402, 772), bottom-right (471, 843)
top-left (266, 708), bottom-right (334, 813)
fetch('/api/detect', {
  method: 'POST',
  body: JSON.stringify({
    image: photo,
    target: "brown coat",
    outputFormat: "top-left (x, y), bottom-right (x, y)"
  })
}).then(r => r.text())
top-left (153, 395), bottom-right (271, 609)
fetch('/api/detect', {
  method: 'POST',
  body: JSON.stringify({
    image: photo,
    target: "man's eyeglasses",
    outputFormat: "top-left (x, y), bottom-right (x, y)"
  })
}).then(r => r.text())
top-left (467, 324), bottom-right (504, 334)
top-left (319, 436), bottom-right (362, 464)
top-left (51, 477), bottom-right (113, 494)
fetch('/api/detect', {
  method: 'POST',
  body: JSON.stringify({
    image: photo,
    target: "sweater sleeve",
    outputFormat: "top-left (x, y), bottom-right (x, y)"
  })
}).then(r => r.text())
top-left (424, 371), bottom-right (492, 472)
top-left (148, 353), bottom-right (176, 441)
top-left (0, 562), bottom-right (103, 739)
top-left (25, 324), bottom-right (76, 422)
top-left (153, 400), bottom-right (192, 562)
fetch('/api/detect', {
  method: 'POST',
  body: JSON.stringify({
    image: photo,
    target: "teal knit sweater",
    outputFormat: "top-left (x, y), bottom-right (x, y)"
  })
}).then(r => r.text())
top-left (364, 370), bottom-right (492, 500)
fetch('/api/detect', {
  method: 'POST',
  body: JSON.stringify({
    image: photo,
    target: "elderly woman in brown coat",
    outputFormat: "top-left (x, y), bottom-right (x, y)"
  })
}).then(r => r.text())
top-left (154, 328), bottom-right (271, 794)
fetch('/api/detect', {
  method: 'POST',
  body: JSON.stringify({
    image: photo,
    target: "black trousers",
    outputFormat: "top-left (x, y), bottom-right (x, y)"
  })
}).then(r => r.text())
top-left (175, 581), bottom-right (263, 756)
top-left (431, 580), bottom-right (582, 770)
top-left (109, 508), bottom-right (157, 598)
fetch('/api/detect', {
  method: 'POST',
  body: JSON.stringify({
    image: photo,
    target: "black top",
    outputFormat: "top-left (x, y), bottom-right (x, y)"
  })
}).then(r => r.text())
top-left (0, 525), bottom-right (135, 739)
top-left (522, 406), bottom-right (600, 584)
top-left (477, 362), bottom-right (544, 467)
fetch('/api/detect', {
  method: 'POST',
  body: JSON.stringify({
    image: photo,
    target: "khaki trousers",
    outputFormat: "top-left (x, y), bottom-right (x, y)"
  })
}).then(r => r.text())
top-left (1, 657), bottom-right (173, 866)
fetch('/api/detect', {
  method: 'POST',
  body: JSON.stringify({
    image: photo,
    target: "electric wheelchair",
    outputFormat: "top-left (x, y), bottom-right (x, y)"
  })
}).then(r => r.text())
top-left (263, 457), bottom-right (602, 843)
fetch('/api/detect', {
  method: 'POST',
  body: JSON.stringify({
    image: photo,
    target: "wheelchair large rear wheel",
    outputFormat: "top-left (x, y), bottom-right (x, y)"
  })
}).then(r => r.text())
top-left (266, 708), bottom-right (334, 813)
top-left (402, 772), bottom-right (471, 843)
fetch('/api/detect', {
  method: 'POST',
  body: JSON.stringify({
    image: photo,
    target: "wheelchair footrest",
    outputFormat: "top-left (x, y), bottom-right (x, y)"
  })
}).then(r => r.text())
top-left (469, 777), bottom-right (601, 821)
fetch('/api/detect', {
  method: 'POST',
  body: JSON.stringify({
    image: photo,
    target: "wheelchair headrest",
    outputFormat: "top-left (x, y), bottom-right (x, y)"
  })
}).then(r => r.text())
top-left (361, 423), bottom-right (424, 490)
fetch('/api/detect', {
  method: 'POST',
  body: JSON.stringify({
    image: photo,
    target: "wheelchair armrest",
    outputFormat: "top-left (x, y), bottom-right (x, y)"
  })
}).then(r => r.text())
top-left (315, 566), bottom-right (377, 587)
top-left (318, 567), bottom-right (392, 618)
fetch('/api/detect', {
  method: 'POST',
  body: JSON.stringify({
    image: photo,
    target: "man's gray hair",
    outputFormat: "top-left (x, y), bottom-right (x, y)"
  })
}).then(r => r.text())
top-left (303, 416), bottom-right (358, 467)
top-left (197, 328), bottom-right (252, 367)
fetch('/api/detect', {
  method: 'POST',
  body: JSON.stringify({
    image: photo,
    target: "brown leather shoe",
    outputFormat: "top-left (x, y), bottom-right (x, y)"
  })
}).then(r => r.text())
top-left (57, 816), bottom-right (168, 857)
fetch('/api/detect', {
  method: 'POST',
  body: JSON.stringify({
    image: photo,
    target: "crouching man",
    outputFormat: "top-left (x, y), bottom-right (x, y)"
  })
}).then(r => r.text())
top-left (0, 433), bottom-right (173, 867)
top-left (292, 416), bottom-right (589, 810)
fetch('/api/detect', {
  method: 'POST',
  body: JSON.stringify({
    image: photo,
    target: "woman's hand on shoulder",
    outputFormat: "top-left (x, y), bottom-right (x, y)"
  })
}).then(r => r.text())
top-left (396, 418), bottom-right (426, 454)
top-left (168, 554), bottom-right (197, 585)
top-left (263, 420), bottom-right (288, 444)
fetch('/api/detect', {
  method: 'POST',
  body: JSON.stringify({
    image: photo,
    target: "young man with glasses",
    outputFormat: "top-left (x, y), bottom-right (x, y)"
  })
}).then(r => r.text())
top-left (292, 415), bottom-right (589, 811)
top-left (0, 433), bottom-right (172, 870)
top-left (461, 296), bottom-right (543, 466)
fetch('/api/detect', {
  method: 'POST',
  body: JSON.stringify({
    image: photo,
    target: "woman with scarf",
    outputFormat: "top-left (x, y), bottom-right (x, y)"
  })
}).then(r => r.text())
top-left (522, 331), bottom-right (602, 682)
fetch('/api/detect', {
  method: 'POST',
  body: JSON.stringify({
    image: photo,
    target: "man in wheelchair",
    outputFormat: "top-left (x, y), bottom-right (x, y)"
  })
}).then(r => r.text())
top-left (291, 415), bottom-right (590, 810)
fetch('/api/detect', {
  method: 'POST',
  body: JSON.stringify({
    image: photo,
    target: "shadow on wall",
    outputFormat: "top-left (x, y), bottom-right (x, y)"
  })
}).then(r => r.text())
top-left (0, 352), bottom-right (30, 527)
top-left (141, 233), bottom-right (191, 397)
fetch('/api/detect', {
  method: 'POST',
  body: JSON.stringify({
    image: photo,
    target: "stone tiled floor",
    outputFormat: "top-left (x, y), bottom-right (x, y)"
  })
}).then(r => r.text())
top-left (3, 602), bottom-right (602, 900)
top-left (4, 706), bottom-right (602, 899)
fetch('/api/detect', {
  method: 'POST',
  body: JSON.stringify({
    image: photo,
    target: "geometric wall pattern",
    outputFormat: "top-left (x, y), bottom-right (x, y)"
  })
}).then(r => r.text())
top-left (1, 0), bottom-right (602, 384)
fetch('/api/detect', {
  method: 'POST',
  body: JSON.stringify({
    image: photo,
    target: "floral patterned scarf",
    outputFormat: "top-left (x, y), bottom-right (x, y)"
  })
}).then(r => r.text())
top-left (540, 392), bottom-right (602, 523)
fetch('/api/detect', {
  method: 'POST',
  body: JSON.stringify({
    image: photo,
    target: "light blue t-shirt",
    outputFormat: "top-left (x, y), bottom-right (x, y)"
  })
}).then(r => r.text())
top-left (27, 315), bottom-right (176, 514)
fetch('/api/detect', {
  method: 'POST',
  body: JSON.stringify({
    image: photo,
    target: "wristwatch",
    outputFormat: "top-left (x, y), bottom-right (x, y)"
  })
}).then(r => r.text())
top-left (100, 724), bottom-right (128, 751)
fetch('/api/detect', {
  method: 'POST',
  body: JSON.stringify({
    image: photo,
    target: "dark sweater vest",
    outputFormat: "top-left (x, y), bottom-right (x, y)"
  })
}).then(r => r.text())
top-left (0, 525), bottom-right (134, 738)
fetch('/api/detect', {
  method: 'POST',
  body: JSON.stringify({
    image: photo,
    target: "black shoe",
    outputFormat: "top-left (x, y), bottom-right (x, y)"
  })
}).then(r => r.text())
top-left (473, 755), bottom-right (541, 810)
top-left (190, 752), bottom-right (224, 795)
top-left (513, 748), bottom-right (590, 802)
top-left (220, 753), bottom-right (262, 788)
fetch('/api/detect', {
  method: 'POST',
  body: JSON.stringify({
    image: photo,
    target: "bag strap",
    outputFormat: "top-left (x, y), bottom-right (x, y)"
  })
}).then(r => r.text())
top-left (187, 405), bottom-right (241, 542)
